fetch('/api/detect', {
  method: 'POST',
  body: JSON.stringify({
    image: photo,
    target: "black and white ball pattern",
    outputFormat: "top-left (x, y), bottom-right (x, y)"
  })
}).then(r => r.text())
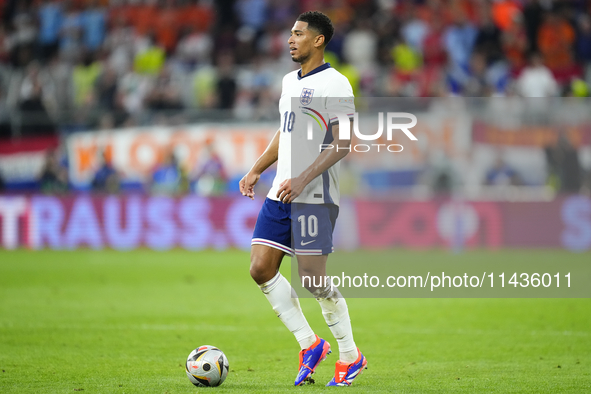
top-left (186, 345), bottom-right (230, 387)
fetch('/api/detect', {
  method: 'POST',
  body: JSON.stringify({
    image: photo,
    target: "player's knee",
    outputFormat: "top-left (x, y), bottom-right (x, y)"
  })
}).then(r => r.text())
top-left (249, 255), bottom-right (275, 285)
top-left (249, 264), bottom-right (265, 284)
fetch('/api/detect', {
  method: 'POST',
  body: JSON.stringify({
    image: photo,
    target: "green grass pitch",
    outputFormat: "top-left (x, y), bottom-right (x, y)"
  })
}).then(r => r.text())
top-left (1, 249), bottom-right (590, 393)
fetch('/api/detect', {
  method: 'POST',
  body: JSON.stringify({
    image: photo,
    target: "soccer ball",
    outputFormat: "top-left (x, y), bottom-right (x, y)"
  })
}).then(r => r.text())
top-left (185, 345), bottom-right (229, 387)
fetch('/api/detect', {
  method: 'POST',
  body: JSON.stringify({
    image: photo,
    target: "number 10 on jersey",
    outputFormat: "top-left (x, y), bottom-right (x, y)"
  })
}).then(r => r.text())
top-left (298, 214), bottom-right (318, 238)
top-left (283, 111), bottom-right (295, 132)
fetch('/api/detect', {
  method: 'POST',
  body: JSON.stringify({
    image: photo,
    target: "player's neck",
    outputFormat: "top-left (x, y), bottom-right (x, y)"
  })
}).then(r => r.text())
top-left (300, 55), bottom-right (325, 77)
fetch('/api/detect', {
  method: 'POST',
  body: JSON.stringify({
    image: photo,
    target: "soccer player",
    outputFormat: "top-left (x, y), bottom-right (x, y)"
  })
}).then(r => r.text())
top-left (239, 11), bottom-right (367, 387)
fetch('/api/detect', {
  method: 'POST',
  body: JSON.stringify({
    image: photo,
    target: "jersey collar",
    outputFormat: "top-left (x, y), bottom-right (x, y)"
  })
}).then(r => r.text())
top-left (297, 63), bottom-right (331, 80)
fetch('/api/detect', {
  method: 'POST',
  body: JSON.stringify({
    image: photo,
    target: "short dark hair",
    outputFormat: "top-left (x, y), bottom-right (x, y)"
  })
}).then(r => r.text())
top-left (297, 11), bottom-right (334, 46)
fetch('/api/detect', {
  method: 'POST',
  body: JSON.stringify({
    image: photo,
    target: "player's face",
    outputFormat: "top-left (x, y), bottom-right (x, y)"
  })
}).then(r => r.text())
top-left (288, 21), bottom-right (318, 64)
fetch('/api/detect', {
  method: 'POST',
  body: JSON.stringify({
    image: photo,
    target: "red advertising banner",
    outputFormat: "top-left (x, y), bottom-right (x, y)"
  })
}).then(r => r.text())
top-left (0, 195), bottom-right (590, 251)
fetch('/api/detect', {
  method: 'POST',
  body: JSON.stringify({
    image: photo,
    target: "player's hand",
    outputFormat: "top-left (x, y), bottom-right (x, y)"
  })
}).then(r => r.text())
top-left (276, 177), bottom-right (304, 204)
top-left (239, 172), bottom-right (260, 200)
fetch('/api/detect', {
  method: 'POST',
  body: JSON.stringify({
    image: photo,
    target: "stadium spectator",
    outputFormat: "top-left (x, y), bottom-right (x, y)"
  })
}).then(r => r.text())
top-left (212, 24), bottom-right (238, 60)
top-left (374, 13), bottom-right (397, 67)
top-left (128, 0), bottom-right (158, 39)
top-left (154, 0), bottom-right (180, 55)
top-left (92, 149), bottom-right (119, 194)
top-left (192, 143), bottom-right (228, 196)
top-left (485, 154), bottom-right (522, 186)
top-left (452, 52), bottom-right (495, 96)
top-left (537, 12), bottom-right (575, 72)
top-left (234, 0), bottom-right (268, 36)
top-left (179, 0), bottom-right (214, 34)
top-left (117, 62), bottom-right (151, 115)
top-left (36, 0), bottom-right (63, 62)
top-left (515, 52), bottom-right (558, 97)
top-left (8, 7), bottom-right (37, 68)
top-left (388, 38), bottom-right (422, 96)
top-left (59, 1), bottom-right (83, 62)
top-left (401, 5), bottom-right (429, 56)
top-left (443, 11), bottom-right (477, 71)
top-left (46, 53), bottom-right (74, 113)
top-left (96, 91), bottom-right (131, 128)
top-left (342, 19), bottom-right (378, 75)
top-left (15, 62), bottom-right (57, 136)
top-left (215, 52), bottom-right (237, 110)
top-left (103, 15), bottom-right (135, 76)
top-left (501, 13), bottom-right (529, 73)
top-left (39, 148), bottom-right (68, 194)
top-left (133, 33), bottom-right (165, 75)
top-left (233, 0), bottom-right (268, 63)
top-left (252, 86), bottom-right (277, 121)
top-left (575, 15), bottom-right (591, 85)
top-left (244, 55), bottom-right (275, 120)
top-left (150, 150), bottom-right (184, 196)
top-left (191, 64), bottom-right (217, 109)
top-left (15, 61), bottom-right (57, 116)
top-left (80, 0), bottom-right (107, 53)
top-left (143, 65), bottom-right (185, 123)
top-left (474, 6), bottom-right (503, 65)
top-left (175, 25), bottom-right (214, 69)
top-left (491, 0), bottom-right (522, 31)
top-left (422, 18), bottom-right (447, 69)
top-left (391, 38), bottom-right (422, 75)
top-left (72, 52), bottom-right (101, 108)
top-left (95, 64), bottom-right (118, 111)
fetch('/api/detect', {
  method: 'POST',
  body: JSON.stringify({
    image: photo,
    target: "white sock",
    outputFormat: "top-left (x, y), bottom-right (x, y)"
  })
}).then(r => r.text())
top-left (314, 286), bottom-right (358, 363)
top-left (259, 272), bottom-right (316, 350)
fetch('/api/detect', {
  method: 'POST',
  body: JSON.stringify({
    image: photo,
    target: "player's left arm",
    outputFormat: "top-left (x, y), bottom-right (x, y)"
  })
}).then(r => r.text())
top-left (276, 120), bottom-right (352, 204)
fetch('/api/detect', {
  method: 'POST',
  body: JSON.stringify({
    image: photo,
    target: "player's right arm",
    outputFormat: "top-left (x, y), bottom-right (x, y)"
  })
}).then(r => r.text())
top-left (239, 129), bottom-right (281, 200)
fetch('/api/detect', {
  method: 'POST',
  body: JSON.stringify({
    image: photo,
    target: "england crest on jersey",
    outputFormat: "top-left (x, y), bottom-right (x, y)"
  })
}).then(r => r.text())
top-left (300, 88), bottom-right (314, 105)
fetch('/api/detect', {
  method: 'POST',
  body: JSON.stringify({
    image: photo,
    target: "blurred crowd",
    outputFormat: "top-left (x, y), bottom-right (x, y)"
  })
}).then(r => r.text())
top-left (0, 0), bottom-right (590, 195)
top-left (0, 0), bottom-right (589, 138)
top-left (35, 141), bottom-right (230, 196)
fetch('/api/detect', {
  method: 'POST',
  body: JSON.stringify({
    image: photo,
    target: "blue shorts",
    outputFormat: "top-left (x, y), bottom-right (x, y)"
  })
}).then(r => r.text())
top-left (252, 198), bottom-right (339, 256)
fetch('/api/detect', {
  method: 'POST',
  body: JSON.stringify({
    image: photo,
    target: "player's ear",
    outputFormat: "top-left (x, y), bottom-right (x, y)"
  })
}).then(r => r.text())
top-left (314, 34), bottom-right (325, 48)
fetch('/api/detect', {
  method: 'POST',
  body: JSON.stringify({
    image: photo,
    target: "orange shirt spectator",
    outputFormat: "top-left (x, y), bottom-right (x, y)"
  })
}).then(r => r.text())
top-left (180, 3), bottom-right (214, 33)
top-left (537, 13), bottom-right (575, 71)
top-left (108, 2), bottom-right (138, 26)
top-left (492, 0), bottom-right (522, 31)
top-left (129, 3), bottom-right (158, 36)
top-left (155, 3), bottom-right (180, 53)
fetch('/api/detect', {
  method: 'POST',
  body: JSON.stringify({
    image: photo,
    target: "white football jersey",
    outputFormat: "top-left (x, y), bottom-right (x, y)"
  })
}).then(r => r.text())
top-left (267, 63), bottom-right (355, 206)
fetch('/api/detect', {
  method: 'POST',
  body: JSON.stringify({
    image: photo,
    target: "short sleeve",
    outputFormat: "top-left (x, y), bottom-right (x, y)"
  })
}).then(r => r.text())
top-left (325, 74), bottom-right (355, 125)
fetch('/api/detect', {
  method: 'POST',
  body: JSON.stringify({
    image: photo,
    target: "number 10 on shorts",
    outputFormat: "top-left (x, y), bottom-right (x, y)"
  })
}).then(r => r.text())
top-left (298, 214), bottom-right (318, 238)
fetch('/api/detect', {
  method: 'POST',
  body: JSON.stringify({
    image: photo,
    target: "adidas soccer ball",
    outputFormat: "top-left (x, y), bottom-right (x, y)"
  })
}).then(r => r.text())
top-left (185, 345), bottom-right (229, 387)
